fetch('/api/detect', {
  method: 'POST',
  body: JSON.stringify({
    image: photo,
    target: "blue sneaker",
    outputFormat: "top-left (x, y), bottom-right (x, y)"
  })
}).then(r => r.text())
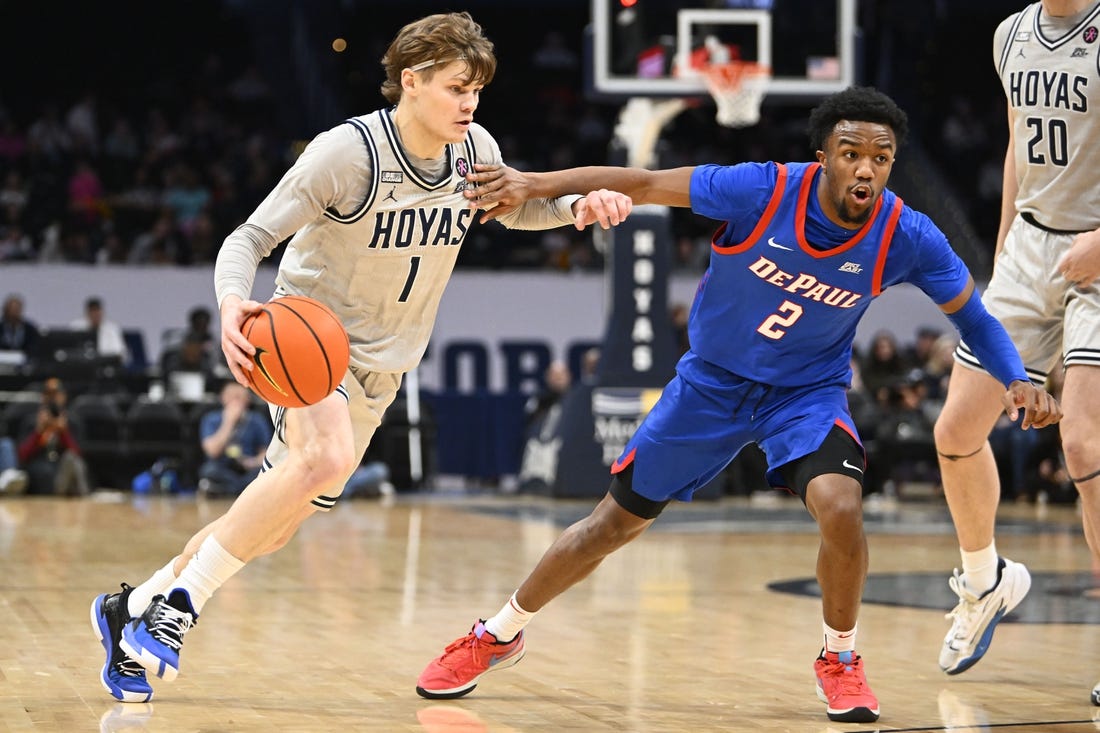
top-left (120, 589), bottom-right (198, 682)
top-left (90, 584), bottom-right (153, 702)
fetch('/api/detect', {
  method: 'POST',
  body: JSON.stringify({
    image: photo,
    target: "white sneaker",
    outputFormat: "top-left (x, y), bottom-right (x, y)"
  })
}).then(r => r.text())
top-left (0, 468), bottom-right (28, 495)
top-left (1091, 679), bottom-right (1100, 706)
top-left (939, 557), bottom-right (1030, 674)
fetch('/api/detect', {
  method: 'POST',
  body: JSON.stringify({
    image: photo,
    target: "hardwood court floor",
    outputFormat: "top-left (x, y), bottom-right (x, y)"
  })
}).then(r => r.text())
top-left (1, 490), bottom-right (1098, 732)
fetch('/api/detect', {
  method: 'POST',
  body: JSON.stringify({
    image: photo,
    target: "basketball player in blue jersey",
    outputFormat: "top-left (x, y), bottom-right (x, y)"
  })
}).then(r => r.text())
top-left (932, 0), bottom-right (1100, 705)
top-left (87, 12), bottom-right (631, 703)
top-left (417, 86), bottom-right (1061, 724)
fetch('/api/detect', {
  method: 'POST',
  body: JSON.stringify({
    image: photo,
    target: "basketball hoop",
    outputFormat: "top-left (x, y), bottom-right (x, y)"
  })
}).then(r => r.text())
top-left (699, 61), bottom-right (771, 129)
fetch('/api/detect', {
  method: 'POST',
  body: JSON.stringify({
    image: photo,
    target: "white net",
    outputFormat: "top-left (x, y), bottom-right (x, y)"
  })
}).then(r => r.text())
top-left (700, 62), bottom-right (771, 129)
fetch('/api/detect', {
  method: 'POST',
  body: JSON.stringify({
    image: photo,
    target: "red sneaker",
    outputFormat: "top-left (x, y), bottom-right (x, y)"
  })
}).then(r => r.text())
top-left (416, 621), bottom-right (525, 699)
top-left (814, 650), bottom-right (880, 723)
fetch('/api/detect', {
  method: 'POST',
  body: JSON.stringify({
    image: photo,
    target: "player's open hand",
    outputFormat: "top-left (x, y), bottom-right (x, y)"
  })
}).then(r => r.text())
top-left (464, 163), bottom-right (531, 223)
top-left (573, 189), bottom-right (632, 230)
top-left (220, 295), bottom-right (264, 386)
top-left (1057, 229), bottom-right (1100, 288)
top-left (1001, 380), bottom-right (1061, 429)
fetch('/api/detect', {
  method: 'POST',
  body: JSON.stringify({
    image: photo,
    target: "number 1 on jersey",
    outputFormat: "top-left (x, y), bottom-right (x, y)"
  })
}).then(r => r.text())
top-left (398, 256), bottom-right (421, 302)
top-left (757, 300), bottom-right (804, 339)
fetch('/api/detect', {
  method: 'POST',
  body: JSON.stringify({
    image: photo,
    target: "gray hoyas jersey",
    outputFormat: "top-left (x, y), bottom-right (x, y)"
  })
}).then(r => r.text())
top-left (996, 2), bottom-right (1100, 231)
top-left (277, 110), bottom-right (489, 373)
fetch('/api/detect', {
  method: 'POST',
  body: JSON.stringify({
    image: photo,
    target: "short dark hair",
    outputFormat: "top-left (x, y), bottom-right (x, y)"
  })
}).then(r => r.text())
top-left (188, 306), bottom-right (211, 326)
top-left (85, 296), bottom-right (103, 310)
top-left (807, 86), bottom-right (909, 151)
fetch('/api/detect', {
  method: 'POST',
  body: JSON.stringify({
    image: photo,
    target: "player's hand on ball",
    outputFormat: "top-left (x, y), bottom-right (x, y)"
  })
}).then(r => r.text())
top-left (1001, 380), bottom-right (1062, 429)
top-left (220, 294), bottom-right (264, 386)
top-left (574, 189), bottom-right (632, 230)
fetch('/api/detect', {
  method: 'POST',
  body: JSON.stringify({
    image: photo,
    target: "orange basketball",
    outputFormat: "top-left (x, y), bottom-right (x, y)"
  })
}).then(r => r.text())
top-left (240, 295), bottom-right (350, 408)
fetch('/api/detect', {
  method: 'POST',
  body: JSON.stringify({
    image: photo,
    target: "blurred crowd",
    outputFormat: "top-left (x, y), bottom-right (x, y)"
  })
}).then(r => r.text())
top-left (0, 3), bottom-right (1011, 276)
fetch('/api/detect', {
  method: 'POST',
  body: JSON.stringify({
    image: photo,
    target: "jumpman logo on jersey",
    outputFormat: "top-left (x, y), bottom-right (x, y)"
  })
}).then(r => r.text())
top-left (384, 186), bottom-right (398, 202)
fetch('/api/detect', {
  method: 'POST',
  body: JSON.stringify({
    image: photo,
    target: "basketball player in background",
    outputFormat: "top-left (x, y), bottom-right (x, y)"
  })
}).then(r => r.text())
top-left (416, 86), bottom-right (1061, 724)
top-left (930, 0), bottom-right (1100, 704)
top-left (89, 11), bottom-right (631, 703)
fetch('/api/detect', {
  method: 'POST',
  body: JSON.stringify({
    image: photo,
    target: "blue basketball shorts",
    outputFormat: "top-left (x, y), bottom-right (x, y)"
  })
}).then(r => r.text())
top-left (611, 350), bottom-right (861, 504)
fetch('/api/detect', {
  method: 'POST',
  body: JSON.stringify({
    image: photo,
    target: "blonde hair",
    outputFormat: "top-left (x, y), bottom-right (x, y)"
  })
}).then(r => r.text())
top-left (380, 12), bottom-right (497, 105)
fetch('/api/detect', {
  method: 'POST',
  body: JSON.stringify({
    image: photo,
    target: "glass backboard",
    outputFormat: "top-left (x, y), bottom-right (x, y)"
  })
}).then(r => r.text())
top-left (589, 0), bottom-right (858, 100)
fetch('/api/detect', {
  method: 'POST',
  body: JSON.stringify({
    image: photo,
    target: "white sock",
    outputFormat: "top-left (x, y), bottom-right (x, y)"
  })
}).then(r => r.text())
top-left (127, 559), bottom-right (179, 618)
top-left (961, 541), bottom-right (999, 596)
top-left (483, 591), bottom-right (537, 643)
top-left (823, 621), bottom-right (857, 654)
top-left (171, 535), bottom-right (245, 614)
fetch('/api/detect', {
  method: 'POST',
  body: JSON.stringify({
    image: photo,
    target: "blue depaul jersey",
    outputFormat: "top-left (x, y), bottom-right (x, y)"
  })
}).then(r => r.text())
top-left (687, 161), bottom-right (970, 388)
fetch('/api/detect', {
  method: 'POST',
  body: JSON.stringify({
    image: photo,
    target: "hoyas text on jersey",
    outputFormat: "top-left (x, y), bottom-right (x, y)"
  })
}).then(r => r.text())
top-left (1008, 70), bottom-right (1088, 112)
top-left (367, 207), bottom-right (473, 249)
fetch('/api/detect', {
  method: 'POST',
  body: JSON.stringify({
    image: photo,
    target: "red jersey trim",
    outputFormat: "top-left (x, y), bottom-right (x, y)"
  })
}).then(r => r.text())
top-left (610, 447), bottom-right (637, 474)
top-left (871, 196), bottom-right (904, 296)
top-left (795, 163), bottom-right (884, 259)
top-left (712, 163), bottom-right (789, 255)
top-left (834, 418), bottom-right (867, 465)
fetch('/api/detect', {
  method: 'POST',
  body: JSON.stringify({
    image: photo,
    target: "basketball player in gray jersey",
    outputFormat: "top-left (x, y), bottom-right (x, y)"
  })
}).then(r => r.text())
top-left (88, 12), bottom-right (632, 703)
top-left (933, 0), bottom-right (1100, 702)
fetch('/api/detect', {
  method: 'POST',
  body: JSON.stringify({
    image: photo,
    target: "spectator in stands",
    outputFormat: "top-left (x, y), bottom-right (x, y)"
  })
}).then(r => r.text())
top-left (0, 170), bottom-right (29, 221)
top-left (71, 296), bottom-right (129, 367)
top-left (161, 306), bottom-right (215, 362)
top-left (525, 360), bottom-right (572, 430)
top-left (342, 458), bottom-right (395, 499)
top-left (67, 158), bottom-right (106, 228)
top-left (0, 115), bottom-right (27, 164)
top-left (16, 377), bottom-right (90, 496)
top-left (580, 347), bottom-right (601, 385)
top-left (161, 331), bottom-right (221, 397)
top-left (905, 326), bottom-right (942, 372)
top-left (26, 102), bottom-right (72, 163)
top-left (128, 210), bottom-right (186, 265)
top-left (922, 332), bottom-right (960, 406)
top-left (870, 369), bottom-right (938, 496)
top-left (0, 437), bottom-right (29, 495)
top-left (861, 330), bottom-right (909, 407)
top-left (162, 162), bottom-right (211, 239)
top-left (0, 293), bottom-right (39, 355)
top-left (196, 382), bottom-right (271, 497)
top-left (185, 306), bottom-right (215, 349)
top-left (0, 222), bottom-right (34, 262)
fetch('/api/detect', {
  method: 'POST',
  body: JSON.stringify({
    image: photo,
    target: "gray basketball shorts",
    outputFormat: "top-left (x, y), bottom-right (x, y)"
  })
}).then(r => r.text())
top-left (262, 367), bottom-right (402, 510)
top-left (955, 214), bottom-right (1100, 382)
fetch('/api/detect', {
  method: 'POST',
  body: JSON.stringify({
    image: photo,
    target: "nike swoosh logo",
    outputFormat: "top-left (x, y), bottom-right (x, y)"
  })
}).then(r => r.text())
top-left (767, 236), bottom-right (793, 251)
top-left (842, 459), bottom-right (864, 474)
top-left (253, 347), bottom-right (289, 396)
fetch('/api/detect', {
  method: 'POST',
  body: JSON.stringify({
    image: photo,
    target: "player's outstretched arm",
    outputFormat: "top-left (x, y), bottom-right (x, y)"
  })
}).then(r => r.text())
top-left (572, 189), bottom-right (633, 230)
top-left (1001, 381), bottom-right (1062, 430)
top-left (466, 164), bottom-right (693, 222)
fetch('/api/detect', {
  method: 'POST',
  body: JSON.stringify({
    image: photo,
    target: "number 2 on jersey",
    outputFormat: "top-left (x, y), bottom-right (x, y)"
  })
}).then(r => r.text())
top-left (757, 300), bottom-right (804, 339)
